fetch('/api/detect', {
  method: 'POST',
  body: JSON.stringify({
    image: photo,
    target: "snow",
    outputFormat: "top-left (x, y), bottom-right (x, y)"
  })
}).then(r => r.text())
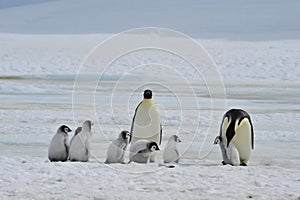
top-left (1, 0), bottom-right (300, 199)
top-left (0, 157), bottom-right (299, 199)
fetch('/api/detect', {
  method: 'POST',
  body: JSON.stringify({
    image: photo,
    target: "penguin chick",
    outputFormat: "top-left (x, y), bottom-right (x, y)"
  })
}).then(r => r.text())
top-left (70, 126), bottom-right (82, 145)
top-left (163, 135), bottom-right (181, 163)
top-left (129, 140), bottom-right (160, 164)
top-left (105, 130), bottom-right (131, 164)
top-left (69, 120), bottom-right (93, 162)
top-left (214, 136), bottom-right (240, 166)
top-left (48, 125), bottom-right (72, 162)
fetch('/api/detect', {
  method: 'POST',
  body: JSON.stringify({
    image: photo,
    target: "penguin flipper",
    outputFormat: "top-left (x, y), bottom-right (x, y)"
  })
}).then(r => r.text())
top-left (129, 101), bottom-right (142, 143)
top-left (159, 124), bottom-right (163, 145)
top-left (64, 137), bottom-right (69, 155)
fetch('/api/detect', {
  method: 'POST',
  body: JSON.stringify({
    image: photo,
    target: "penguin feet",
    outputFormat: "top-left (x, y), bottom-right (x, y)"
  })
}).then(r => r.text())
top-left (240, 162), bottom-right (248, 166)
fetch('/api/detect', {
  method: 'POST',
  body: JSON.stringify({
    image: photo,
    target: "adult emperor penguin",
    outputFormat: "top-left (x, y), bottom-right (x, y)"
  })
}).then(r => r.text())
top-left (163, 135), bottom-right (181, 163)
top-left (105, 130), bottom-right (131, 164)
top-left (130, 89), bottom-right (162, 161)
top-left (214, 136), bottom-right (240, 166)
top-left (69, 120), bottom-right (93, 162)
top-left (48, 125), bottom-right (72, 162)
top-left (219, 109), bottom-right (254, 166)
top-left (129, 140), bottom-right (160, 164)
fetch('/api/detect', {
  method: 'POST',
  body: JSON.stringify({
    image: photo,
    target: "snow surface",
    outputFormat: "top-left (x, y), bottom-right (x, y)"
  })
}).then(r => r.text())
top-left (0, 0), bottom-right (300, 199)
top-left (0, 156), bottom-right (299, 200)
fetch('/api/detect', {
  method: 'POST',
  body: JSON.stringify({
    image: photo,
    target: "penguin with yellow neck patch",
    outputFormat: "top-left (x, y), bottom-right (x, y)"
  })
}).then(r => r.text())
top-left (219, 109), bottom-right (254, 166)
top-left (130, 89), bottom-right (162, 162)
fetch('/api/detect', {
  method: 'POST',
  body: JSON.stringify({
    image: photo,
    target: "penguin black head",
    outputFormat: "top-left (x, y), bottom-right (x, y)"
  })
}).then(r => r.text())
top-left (174, 135), bottom-right (181, 143)
top-left (214, 136), bottom-right (222, 144)
top-left (143, 89), bottom-right (152, 99)
top-left (147, 141), bottom-right (160, 152)
top-left (74, 127), bottom-right (82, 136)
top-left (120, 130), bottom-right (131, 140)
top-left (83, 120), bottom-right (93, 130)
top-left (59, 125), bottom-right (72, 134)
top-left (170, 135), bottom-right (181, 143)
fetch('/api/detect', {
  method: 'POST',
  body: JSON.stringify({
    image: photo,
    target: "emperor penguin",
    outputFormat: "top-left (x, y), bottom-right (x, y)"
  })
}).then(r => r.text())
top-left (48, 125), bottom-right (72, 162)
top-left (69, 120), bottom-right (93, 162)
top-left (129, 140), bottom-right (160, 164)
top-left (130, 89), bottom-right (162, 162)
top-left (219, 109), bottom-right (254, 166)
top-left (214, 136), bottom-right (240, 166)
top-left (70, 126), bottom-right (82, 144)
top-left (163, 135), bottom-right (181, 163)
top-left (105, 130), bottom-right (131, 164)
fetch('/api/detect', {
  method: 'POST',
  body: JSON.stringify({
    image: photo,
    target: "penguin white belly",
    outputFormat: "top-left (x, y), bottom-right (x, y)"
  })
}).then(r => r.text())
top-left (232, 118), bottom-right (252, 165)
top-left (131, 100), bottom-right (161, 144)
top-left (48, 134), bottom-right (68, 161)
top-left (163, 145), bottom-right (179, 163)
top-left (69, 135), bottom-right (89, 162)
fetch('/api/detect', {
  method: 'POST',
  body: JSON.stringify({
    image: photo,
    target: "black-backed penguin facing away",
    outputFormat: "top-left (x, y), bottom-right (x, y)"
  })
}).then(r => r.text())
top-left (219, 109), bottom-right (254, 166)
top-left (69, 120), bottom-right (93, 162)
top-left (129, 140), bottom-right (160, 164)
top-left (105, 130), bottom-right (131, 164)
top-left (214, 136), bottom-right (240, 166)
top-left (130, 89), bottom-right (162, 162)
top-left (48, 125), bottom-right (72, 162)
top-left (163, 135), bottom-right (181, 163)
